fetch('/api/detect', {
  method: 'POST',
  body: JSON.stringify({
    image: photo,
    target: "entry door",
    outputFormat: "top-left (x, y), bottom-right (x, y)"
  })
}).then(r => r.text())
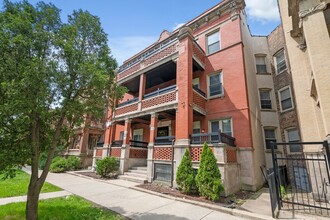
top-left (293, 166), bottom-right (310, 192)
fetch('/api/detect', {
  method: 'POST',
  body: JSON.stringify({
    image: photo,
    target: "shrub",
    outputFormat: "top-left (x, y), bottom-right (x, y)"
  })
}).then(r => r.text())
top-left (96, 157), bottom-right (119, 178)
top-left (66, 156), bottom-right (81, 171)
top-left (195, 143), bottom-right (224, 201)
top-left (176, 148), bottom-right (196, 194)
top-left (50, 157), bottom-right (67, 173)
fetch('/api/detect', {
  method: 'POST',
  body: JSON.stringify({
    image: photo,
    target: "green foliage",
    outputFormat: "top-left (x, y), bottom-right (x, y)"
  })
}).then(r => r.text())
top-left (96, 157), bottom-right (119, 178)
top-left (176, 148), bottom-right (196, 194)
top-left (280, 185), bottom-right (287, 198)
top-left (66, 156), bottom-right (81, 171)
top-left (49, 157), bottom-right (67, 173)
top-left (0, 170), bottom-right (61, 198)
top-left (0, 195), bottom-right (124, 220)
top-left (195, 143), bottom-right (224, 201)
top-left (49, 156), bottom-right (81, 173)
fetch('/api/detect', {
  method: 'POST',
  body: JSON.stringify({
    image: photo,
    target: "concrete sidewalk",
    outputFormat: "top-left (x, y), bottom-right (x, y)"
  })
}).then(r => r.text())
top-left (0, 191), bottom-right (71, 206)
top-left (23, 168), bottom-right (269, 220)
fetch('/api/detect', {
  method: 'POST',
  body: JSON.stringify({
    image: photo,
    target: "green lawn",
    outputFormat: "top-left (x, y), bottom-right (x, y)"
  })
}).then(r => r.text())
top-left (0, 195), bottom-right (124, 220)
top-left (0, 170), bottom-right (62, 198)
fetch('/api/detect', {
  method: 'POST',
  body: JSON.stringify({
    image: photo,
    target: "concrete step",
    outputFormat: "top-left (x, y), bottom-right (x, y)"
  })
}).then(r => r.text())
top-left (130, 166), bottom-right (147, 171)
top-left (124, 172), bottom-right (147, 179)
top-left (118, 175), bottom-right (147, 183)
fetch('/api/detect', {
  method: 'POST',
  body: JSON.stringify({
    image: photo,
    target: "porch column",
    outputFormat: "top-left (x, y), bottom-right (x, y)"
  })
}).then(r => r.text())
top-left (138, 73), bottom-right (146, 111)
top-left (120, 118), bottom-right (131, 174)
top-left (103, 107), bottom-right (114, 157)
top-left (147, 112), bottom-right (158, 182)
top-left (104, 121), bottom-right (116, 157)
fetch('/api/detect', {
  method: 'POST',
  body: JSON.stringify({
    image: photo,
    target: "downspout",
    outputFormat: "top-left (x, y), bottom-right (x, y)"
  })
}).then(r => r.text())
top-left (170, 138), bottom-right (176, 188)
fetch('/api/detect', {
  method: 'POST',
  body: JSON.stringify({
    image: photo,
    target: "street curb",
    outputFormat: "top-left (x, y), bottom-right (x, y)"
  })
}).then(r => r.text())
top-left (131, 186), bottom-right (272, 220)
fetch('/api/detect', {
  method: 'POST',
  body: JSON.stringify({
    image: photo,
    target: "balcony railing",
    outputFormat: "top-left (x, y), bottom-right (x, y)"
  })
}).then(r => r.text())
top-left (193, 85), bottom-right (206, 97)
top-left (117, 97), bottom-right (138, 108)
top-left (155, 136), bottom-right (175, 145)
top-left (191, 130), bottom-right (236, 147)
top-left (111, 140), bottom-right (123, 147)
top-left (129, 140), bottom-right (148, 148)
top-left (143, 85), bottom-right (176, 99)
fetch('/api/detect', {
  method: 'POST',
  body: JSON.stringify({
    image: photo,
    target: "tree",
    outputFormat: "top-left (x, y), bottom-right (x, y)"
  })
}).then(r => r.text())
top-left (0, 1), bottom-right (125, 219)
top-left (176, 148), bottom-right (196, 194)
top-left (195, 143), bottom-right (224, 201)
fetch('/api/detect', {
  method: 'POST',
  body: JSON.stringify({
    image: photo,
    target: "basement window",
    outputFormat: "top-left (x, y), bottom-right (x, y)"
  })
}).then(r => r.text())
top-left (154, 163), bottom-right (171, 182)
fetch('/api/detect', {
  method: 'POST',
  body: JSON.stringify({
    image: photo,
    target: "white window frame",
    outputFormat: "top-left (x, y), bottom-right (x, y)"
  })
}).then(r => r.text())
top-left (255, 54), bottom-right (268, 74)
top-left (285, 128), bottom-right (301, 154)
top-left (259, 88), bottom-right (273, 110)
top-left (278, 86), bottom-right (294, 112)
top-left (274, 49), bottom-right (287, 74)
top-left (264, 127), bottom-right (277, 150)
top-left (207, 71), bottom-right (223, 99)
top-left (209, 118), bottom-right (233, 137)
top-left (133, 128), bottom-right (143, 142)
top-left (206, 30), bottom-right (220, 55)
top-left (193, 121), bottom-right (201, 134)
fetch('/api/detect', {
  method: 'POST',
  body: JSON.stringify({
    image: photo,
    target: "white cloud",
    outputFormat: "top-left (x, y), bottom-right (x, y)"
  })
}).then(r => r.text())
top-left (108, 36), bottom-right (158, 66)
top-left (245, 0), bottom-right (280, 23)
top-left (171, 22), bottom-right (185, 31)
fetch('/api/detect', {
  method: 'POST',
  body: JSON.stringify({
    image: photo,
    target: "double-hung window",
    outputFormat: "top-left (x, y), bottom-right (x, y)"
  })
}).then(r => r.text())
top-left (259, 89), bottom-right (272, 110)
top-left (275, 50), bottom-right (287, 74)
top-left (279, 86), bottom-right (293, 112)
top-left (255, 55), bottom-right (267, 74)
top-left (264, 128), bottom-right (277, 149)
top-left (208, 72), bottom-right (223, 98)
top-left (286, 128), bottom-right (301, 152)
top-left (206, 31), bottom-right (220, 54)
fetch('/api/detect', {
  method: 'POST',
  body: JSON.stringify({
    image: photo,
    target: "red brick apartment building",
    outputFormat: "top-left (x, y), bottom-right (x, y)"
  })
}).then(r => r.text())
top-left (91, 0), bottom-right (298, 195)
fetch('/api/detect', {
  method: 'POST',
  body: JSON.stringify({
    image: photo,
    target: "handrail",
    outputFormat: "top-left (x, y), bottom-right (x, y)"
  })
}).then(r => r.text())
top-left (129, 140), bottom-right (148, 148)
top-left (143, 85), bottom-right (176, 99)
top-left (111, 140), bottom-right (123, 147)
top-left (190, 130), bottom-right (236, 147)
top-left (117, 97), bottom-right (138, 108)
top-left (155, 136), bottom-right (175, 145)
top-left (193, 85), bottom-right (206, 97)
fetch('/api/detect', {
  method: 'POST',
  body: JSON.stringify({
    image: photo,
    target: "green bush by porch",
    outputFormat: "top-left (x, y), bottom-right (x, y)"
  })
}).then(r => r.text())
top-left (96, 157), bottom-right (119, 178)
top-left (195, 143), bottom-right (224, 201)
top-left (0, 195), bottom-right (124, 220)
top-left (176, 148), bottom-right (196, 194)
top-left (49, 156), bottom-right (81, 173)
top-left (0, 170), bottom-right (61, 198)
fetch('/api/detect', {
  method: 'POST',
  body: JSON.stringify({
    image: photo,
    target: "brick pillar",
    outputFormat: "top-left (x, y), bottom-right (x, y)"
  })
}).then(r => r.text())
top-left (120, 118), bottom-right (131, 174)
top-left (103, 107), bottom-right (114, 157)
top-left (173, 27), bottom-right (194, 187)
top-left (147, 113), bottom-right (158, 182)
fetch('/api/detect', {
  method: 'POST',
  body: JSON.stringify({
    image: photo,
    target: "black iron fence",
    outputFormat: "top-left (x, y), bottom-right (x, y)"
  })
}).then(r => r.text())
top-left (269, 141), bottom-right (330, 217)
top-left (111, 140), bottom-right (123, 147)
top-left (129, 140), bottom-right (148, 148)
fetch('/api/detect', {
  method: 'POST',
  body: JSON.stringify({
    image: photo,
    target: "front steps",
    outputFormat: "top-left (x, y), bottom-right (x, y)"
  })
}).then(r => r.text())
top-left (119, 166), bottom-right (148, 183)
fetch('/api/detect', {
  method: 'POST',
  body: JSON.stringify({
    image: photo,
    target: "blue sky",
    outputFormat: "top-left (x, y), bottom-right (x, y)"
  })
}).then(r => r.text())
top-left (2, 0), bottom-right (280, 66)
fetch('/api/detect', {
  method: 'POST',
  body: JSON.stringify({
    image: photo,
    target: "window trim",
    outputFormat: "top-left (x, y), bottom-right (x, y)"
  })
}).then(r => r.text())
top-left (274, 49), bottom-right (287, 75)
top-left (259, 88), bottom-right (273, 110)
top-left (206, 29), bottom-right (220, 55)
top-left (263, 127), bottom-right (277, 150)
top-left (208, 118), bottom-right (233, 137)
top-left (207, 71), bottom-right (223, 99)
top-left (278, 86), bottom-right (294, 112)
top-left (285, 128), bottom-right (301, 154)
top-left (193, 77), bottom-right (200, 89)
top-left (255, 54), bottom-right (268, 74)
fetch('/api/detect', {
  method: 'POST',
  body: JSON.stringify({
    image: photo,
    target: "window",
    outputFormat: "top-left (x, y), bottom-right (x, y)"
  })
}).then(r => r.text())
top-left (208, 72), bottom-right (223, 98)
top-left (119, 131), bottom-right (124, 140)
top-left (259, 89), bottom-right (272, 109)
top-left (264, 128), bottom-right (277, 149)
top-left (210, 118), bottom-right (232, 136)
top-left (70, 135), bottom-right (81, 149)
top-left (206, 31), bottom-right (220, 54)
top-left (279, 87), bottom-right (293, 112)
top-left (133, 129), bottom-right (143, 142)
top-left (255, 55), bottom-right (267, 74)
top-left (193, 78), bottom-right (200, 89)
top-left (193, 121), bottom-right (201, 134)
top-left (275, 50), bottom-right (287, 74)
top-left (88, 135), bottom-right (99, 150)
top-left (286, 128), bottom-right (301, 152)
top-left (154, 163), bottom-right (171, 182)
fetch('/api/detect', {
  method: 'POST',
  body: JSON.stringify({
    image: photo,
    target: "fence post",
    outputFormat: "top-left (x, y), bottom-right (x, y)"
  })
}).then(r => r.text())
top-left (271, 141), bottom-right (281, 211)
top-left (324, 141), bottom-right (330, 183)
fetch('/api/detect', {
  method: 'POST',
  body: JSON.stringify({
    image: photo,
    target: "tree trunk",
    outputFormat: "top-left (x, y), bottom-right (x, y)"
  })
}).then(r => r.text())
top-left (26, 181), bottom-right (41, 220)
